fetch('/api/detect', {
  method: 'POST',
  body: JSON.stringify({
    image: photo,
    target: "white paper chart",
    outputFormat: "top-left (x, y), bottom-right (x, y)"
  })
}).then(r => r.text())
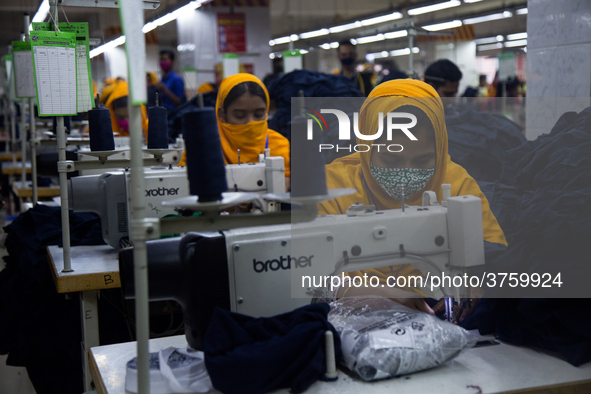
top-left (33, 46), bottom-right (77, 116)
top-left (76, 45), bottom-right (92, 112)
top-left (13, 51), bottom-right (36, 98)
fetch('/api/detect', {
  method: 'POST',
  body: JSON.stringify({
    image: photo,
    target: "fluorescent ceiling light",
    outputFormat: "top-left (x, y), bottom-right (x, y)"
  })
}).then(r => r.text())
top-left (408, 0), bottom-right (461, 16)
top-left (477, 42), bottom-right (503, 51)
top-left (422, 20), bottom-right (462, 31)
top-left (384, 30), bottom-right (407, 39)
top-left (299, 49), bottom-right (309, 54)
top-left (329, 21), bottom-right (362, 33)
top-left (507, 32), bottom-right (527, 41)
top-left (360, 12), bottom-right (403, 26)
top-left (290, 34), bottom-right (300, 41)
top-left (355, 34), bottom-right (385, 44)
top-left (272, 36), bottom-right (291, 45)
top-left (89, 36), bottom-right (126, 58)
top-left (330, 41), bottom-right (339, 48)
top-left (464, 11), bottom-right (512, 24)
top-left (91, 0), bottom-right (207, 58)
top-left (516, 8), bottom-right (528, 15)
top-left (504, 39), bottom-right (527, 47)
top-left (474, 35), bottom-right (503, 44)
top-left (299, 28), bottom-right (329, 39)
top-left (29, 0), bottom-right (49, 30)
top-left (320, 43), bottom-right (331, 50)
top-left (367, 47), bottom-right (419, 61)
top-left (391, 47), bottom-right (419, 56)
top-left (269, 53), bottom-right (275, 59)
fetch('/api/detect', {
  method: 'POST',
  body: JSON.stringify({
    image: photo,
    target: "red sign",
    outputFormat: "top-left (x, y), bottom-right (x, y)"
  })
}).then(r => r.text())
top-left (217, 13), bottom-right (246, 53)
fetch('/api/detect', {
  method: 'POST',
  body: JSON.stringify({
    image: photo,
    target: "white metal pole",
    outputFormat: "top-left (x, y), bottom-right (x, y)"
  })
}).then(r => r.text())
top-left (29, 98), bottom-right (37, 204)
top-left (20, 13), bottom-right (29, 189)
top-left (50, 3), bottom-right (72, 272)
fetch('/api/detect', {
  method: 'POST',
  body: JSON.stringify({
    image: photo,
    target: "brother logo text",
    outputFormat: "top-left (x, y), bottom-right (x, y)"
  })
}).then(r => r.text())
top-left (253, 255), bottom-right (314, 272)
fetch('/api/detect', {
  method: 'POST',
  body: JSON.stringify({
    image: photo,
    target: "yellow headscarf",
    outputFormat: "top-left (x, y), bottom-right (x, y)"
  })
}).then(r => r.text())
top-left (318, 79), bottom-right (506, 292)
top-left (197, 82), bottom-right (216, 94)
top-left (180, 74), bottom-right (290, 178)
top-left (104, 80), bottom-right (149, 138)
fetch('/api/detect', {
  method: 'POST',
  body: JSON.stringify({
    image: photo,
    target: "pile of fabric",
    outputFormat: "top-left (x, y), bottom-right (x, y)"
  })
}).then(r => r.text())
top-left (167, 90), bottom-right (218, 140)
top-left (462, 107), bottom-right (591, 366)
top-left (0, 205), bottom-right (107, 394)
top-left (267, 70), bottom-right (363, 164)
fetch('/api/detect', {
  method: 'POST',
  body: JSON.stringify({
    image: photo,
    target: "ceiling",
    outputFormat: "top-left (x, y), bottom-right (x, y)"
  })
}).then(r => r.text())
top-left (0, 0), bottom-right (528, 57)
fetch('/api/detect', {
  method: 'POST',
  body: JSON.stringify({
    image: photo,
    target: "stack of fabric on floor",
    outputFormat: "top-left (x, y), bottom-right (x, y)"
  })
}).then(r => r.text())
top-left (462, 107), bottom-right (591, 367)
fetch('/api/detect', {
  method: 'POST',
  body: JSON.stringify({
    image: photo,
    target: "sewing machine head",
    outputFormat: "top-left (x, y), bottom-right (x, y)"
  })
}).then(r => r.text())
top-left (120, 191), bottom-right (485, 349)
top-left (68, 156), bottom-right (286, 249)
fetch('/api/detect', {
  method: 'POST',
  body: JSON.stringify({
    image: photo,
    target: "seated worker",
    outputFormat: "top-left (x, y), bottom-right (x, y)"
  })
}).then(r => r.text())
top-left (196, 81), bottom-right (218, 95)
top-left (318, 79), bottom-right (507, 315)
top-left (180, 73), bottom-right (290, 185)
top-left (147, 72), bottom-right (158, 108)
top-left (105, 80), bottom-right (148, 138)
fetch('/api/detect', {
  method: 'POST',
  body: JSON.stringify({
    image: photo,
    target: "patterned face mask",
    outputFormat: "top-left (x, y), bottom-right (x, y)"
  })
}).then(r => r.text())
top-left (370, 164), bottom-right (435, 201)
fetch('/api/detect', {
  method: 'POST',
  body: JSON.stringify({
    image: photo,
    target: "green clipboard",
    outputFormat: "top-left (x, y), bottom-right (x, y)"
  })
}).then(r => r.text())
top-left (30, 30), bottom-right (78, 117)
top-left (33, 22), bottom-right (94, 112)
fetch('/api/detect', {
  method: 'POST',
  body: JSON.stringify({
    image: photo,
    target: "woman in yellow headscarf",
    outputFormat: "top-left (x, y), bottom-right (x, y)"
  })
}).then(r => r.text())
top-left (179, 73), bottom-right (290, 181)
top-left (104, 80), bottom-right (149, 138)
top-left (319, 79), bottom-right (507, 314)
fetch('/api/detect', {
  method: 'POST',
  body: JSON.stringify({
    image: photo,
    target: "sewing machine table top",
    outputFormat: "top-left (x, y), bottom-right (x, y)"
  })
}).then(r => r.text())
top-left (1, 161), bottom-right (31, 175)
top-left (89, 334), bottom-right (591, 394)
top-left (12, 181), bottom-right (60, 198)
top-left (47, 245), bottom-right (120, 293)
top-left (0, 153), bottom-right (21, 161)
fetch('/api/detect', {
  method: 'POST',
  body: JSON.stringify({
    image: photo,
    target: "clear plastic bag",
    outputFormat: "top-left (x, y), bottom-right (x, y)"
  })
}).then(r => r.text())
top-left (328, 297), bottom-right (476, 381)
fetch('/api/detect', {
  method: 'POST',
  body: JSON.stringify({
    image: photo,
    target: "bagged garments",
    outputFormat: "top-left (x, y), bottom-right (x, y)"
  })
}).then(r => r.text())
top-left (329, 298), bottom-right (476, 381)
top-left (125, 347), bottom-right (212, 393)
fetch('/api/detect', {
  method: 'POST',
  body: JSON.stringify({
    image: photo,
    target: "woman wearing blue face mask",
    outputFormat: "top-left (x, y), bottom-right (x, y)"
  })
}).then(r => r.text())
top-left (318, 79), bottom-right (507, 315)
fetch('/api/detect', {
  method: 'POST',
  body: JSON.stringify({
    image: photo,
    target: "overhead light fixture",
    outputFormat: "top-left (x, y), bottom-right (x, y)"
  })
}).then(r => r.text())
top-left (329, 21), bottom-right (362, 33)
top-left (391, 47), bottom-right (419, 56)
top-left (29, 0), bottom-right (50, 30)
top-left (384, 30), bottom-right (407, 39)
top-left (504, 39), bottom-right (527, 47)
top-left (422, 20), bottom-right (462, 31)
top-left (91, 0), bottom-right (207, 58)
top-left (269, 53), bottom-right (275, 59)
top-left (463, 11), bottom-right (512, 24)
top-left (320, 43), bottom-right (331, 50)
top-left (506, 32), bottom-right (527, 41)
top-left (330, 41), bottom-right (339, 48)
top-left (299, 28), bottom-right (329, 39)
top-left (477, 42), bottom-right (503, 51)
top-left (271, 36), bottom-right (292, 45)
top-left (299, 49), bottom-right (309, 54)
top-left (516, 8), bottom-right (528, 15)
top-left (408, 0), bottom-right (461, 16)
top-left (143, 0), bottom-right (205, 33)
top-left (355, 34), bottom-right (385, 44)
top-left (89, 36), bottom-right (126, 58)
top-left (290, 34), bottom-right (300, 41)
top-left (367, 46), bottom-right (419, 61)
top-left (350, 38), bottom-right (358, 45)
top-left (474, 35), bottom-right (503, 44)
top-left (360, 12), bottom-right (403, 26)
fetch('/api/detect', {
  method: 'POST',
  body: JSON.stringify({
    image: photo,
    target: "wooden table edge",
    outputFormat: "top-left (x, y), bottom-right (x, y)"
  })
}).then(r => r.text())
top-left (88, 347), bottom-right (108, 394)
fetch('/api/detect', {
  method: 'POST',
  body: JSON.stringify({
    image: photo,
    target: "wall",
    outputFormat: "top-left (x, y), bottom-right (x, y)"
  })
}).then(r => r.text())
top-left (526, 0), bottom-right (591, 140)
top-left (176, 6), bottom-right (271, 88)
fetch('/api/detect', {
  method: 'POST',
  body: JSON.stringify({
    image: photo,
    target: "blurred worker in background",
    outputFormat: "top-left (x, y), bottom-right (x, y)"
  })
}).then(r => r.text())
top-left (155, 49), bottom-right (185, 113)
top-left (147, 72), bottom-right (158, 108)
top-left (105, 80), bottom-right (148, 138)
top-left (335, 39), bottom-right (374, 96)
top-left (424, 59), bottom-right (463, 98)
top-left (263, 57), bottom-right (284, 88)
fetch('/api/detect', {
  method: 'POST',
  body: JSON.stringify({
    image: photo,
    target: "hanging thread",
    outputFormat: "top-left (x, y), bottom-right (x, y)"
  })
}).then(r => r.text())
top-left (88, 94), bottom-right (115, 151)
top-left (147, 92), bottom-right (169, 149)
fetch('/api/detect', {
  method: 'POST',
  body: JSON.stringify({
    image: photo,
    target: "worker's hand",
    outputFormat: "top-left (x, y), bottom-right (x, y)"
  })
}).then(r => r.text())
top-left (154, 82), bottom-right (165, 91)
top-left (432, 298), bottom-right (480, 324)
top-left (390, 298), bottom-right (435, 315)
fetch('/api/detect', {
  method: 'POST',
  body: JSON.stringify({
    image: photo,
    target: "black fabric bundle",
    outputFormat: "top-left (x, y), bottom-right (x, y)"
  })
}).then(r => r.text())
top-left (167, 91), bottom-right (218, 140)
top-left (0, 205), bottom-right (105, 393)
top-left (461, 107), bottom-right (591, 366)
top-left (204, 303), bottom-right (342, 394)
top-left (267, 69), bottom-right (363, 152)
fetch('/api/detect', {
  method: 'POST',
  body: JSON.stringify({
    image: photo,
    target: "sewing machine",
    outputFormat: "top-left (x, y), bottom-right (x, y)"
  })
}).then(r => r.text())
top-left (68, 154), bottom-right (286, 249)
top-left (119, 191), bottom-right (485, 350)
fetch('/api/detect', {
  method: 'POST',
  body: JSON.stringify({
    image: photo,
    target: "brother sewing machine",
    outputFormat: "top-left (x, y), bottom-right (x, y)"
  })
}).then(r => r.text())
top-left (68, 151), bottom-right (285, 249)
top-left (120, 188), bottom-right (485, 350)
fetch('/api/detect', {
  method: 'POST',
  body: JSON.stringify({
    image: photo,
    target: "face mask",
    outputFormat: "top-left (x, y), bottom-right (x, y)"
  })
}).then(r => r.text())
top-left (160, 60), bottom-right (172, 72)
top-left (222, 119), bottom-right (267, 141)
top-left (274, 66), bottom-right (283, 74)
top-left (340, 57), bottom-right (355, 66)
top-left (117, 119), bottom-right (129, 132)
top-left (370, 164), bottom-right (435, 201)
